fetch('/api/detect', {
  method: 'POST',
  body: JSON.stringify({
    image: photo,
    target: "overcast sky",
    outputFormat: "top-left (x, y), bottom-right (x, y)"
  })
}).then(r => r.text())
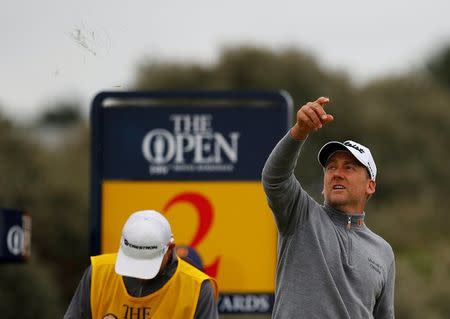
top-left (1, 0), bottom-right (449, 121)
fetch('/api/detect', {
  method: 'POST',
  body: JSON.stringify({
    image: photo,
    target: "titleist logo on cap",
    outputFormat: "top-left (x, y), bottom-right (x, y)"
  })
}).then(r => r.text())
top-left (343, 141), bottom-right (365, 154)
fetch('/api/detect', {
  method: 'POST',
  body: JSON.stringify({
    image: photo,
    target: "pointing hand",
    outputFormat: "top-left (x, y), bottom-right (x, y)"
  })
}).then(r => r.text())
top-left (290, 97), bottom-right (334, 140)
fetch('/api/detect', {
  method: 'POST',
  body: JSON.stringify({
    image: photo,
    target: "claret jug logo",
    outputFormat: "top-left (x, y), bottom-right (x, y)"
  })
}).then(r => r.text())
top-left (142, 114), bottom-right (240, 175)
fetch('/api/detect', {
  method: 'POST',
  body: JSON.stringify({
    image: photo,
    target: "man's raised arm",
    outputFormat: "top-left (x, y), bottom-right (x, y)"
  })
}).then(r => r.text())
top-left (261, 97), bottom-right (333, 234)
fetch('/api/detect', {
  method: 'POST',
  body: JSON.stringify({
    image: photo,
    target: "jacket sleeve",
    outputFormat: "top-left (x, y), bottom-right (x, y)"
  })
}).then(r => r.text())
top-left (373, 260), bottom-right (396, 319)
top-left (261, 132), bottom-right (311, 236)
top-left (63, 266), bottom-right (92, 319)
top-left (194, 280), bottom-right (218, 319)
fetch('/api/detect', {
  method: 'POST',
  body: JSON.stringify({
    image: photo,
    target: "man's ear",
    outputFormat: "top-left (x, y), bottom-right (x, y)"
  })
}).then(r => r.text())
top-left (367, 180), bottom-right (376, 196)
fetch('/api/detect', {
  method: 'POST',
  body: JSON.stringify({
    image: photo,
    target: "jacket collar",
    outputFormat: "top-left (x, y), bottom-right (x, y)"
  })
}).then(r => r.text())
top-left (323, 203), bottom-right (365, 229)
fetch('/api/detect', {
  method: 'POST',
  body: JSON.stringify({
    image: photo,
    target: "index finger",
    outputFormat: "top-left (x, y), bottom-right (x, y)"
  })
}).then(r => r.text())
top-left (315, 96), bottom-right (330, 106)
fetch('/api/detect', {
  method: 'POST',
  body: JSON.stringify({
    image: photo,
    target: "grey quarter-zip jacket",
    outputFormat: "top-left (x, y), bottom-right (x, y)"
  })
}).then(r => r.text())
top-left (262, 132), bottom-right (395, 319)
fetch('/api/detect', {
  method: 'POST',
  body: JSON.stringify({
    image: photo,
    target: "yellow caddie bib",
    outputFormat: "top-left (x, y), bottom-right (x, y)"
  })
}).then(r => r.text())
top-left (90, 253), bottom-right (218, 319)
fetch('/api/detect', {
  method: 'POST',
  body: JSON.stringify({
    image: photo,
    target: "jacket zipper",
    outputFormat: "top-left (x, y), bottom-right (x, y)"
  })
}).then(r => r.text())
top-left (346, 216), bottom-right (353, 266)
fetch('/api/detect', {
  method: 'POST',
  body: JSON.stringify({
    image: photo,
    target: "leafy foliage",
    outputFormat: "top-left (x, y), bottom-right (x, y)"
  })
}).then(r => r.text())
top-left (37, 103), bottom-right (83, 128)
top-left (1, 45), bottom-right (449, 318)
top-left (135, 46), bottom-right (450, 319)
top-left (427, 43), bottom-right (450, 89)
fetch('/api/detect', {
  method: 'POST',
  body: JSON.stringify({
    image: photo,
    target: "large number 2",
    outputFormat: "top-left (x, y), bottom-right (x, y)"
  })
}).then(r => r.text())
top-left (163, 192), bottom-right (220, 278)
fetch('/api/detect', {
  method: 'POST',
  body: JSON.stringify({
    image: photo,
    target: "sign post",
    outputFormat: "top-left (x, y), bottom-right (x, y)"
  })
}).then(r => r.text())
top-left (90, 91), bottom-right (292, 314)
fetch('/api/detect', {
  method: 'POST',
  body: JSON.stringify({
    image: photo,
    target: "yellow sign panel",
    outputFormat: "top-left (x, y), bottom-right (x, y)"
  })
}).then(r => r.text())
top-left (102, 181), bottom-right (276, 292)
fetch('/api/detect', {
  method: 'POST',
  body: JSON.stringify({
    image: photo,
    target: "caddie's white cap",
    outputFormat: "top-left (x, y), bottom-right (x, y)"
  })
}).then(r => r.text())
top-left (318, 140), bottom-right (377, 181)
top-left (115, 210), bottom-right (174, 279)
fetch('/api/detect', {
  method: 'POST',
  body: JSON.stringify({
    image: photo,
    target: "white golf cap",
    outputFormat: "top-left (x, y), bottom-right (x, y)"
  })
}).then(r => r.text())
top-left (115, 210), bottom-right (173, 279)
top-left (318, 140), bottom-right (377, 181)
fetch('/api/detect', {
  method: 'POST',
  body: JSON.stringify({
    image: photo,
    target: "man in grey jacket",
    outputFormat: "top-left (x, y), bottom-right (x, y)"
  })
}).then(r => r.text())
top-left (262, 97), bottom-right (395, 318)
